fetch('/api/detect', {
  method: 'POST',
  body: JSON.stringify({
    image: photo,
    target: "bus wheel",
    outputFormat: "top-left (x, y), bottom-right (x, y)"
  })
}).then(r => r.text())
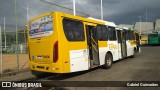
top-left (104, 53), bottom-right (113, 69)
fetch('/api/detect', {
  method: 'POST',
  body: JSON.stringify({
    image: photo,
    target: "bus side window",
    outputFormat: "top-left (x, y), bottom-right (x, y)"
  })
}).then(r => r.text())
top-left (102, 26), bottom-right (109, 40)
top-left (117, 30), bottom-right (121, 43)
top-left (133, 32), bottom-right (136, 40)
top-left (129, 31), bottom-right (135, 40)
top-left (129, 31), bottom-right (131, 40)
top-left (96, 25), bottom-right (108, 41)
top-left (63, 19), bottom-right (75, 41)
top-left (108, 27), bottom-right (116, 41)
top-left (74, 21), bottom-right (85, 41)
top-left (125, 30), bottom-right (129, 40)
top-left (97, 25), bottom-right (103, 40)
top-left (62, 18), bottom-right (85, 41)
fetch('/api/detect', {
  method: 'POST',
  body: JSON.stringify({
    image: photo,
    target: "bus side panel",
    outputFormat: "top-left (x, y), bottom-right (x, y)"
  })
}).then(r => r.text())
top-left (68, 22), bottom-right (89, 72)
top-left (127, 32), bottom-right (137, 56)
top-left (129, 40), bottom-right (136, 56)
top-left (98, 41), bottom-right (108, 65)
top-left (108, 41), bottom-right (119, 61)
top-left (118, 43), bottom-right (122, 59)
top-left (69, 49), bottom-right (89, 72)
top-left (126, 40), bottom-right (133, 56)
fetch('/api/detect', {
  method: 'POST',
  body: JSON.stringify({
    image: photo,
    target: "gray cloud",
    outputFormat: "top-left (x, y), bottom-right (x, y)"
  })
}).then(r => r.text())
top-left (0, 0), bottom-right (160, 30)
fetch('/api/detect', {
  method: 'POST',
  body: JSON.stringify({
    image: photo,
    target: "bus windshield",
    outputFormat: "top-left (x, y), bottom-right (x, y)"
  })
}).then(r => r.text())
top-left (29, 15), bottom-right (53, 39)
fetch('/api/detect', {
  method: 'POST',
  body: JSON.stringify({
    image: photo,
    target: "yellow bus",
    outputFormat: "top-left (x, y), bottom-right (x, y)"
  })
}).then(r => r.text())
top-left (27, 11), bottom-right (140, 76)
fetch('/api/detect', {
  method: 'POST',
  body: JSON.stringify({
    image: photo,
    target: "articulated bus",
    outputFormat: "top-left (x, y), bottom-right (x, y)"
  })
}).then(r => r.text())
top-left (27, 11), bottom-right (140, 76)
top-left (88, 18), bottom-right (140, 59)
top-left (148, 32), bottom-right (160, 45)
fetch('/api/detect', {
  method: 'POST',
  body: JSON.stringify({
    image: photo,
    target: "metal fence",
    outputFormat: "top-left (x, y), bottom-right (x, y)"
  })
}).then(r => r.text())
top-left (0, 28), bottom-right (28, 74)
top-left (2, 29), bottom-right (27, 53)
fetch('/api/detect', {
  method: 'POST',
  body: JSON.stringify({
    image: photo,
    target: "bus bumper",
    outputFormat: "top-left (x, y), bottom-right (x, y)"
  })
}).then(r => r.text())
top-left (29, 61), bottom-right (64, 73)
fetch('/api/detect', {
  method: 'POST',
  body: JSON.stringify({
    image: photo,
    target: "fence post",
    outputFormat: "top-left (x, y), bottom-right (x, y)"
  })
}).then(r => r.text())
top-left (0, 26), bottom-right (3, 74)
top-left (15, 0), bottom-right (19, 71)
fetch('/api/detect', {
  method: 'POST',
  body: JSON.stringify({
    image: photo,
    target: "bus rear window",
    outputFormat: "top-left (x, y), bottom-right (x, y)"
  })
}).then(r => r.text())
top-left (29, 15), bottom-right (53, 39)
top-left (149, 34), bottom-right (158, 38)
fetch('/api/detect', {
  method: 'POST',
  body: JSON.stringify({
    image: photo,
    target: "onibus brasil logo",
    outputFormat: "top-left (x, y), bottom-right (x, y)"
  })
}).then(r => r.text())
top-left (1, 82), bottom-right (42, 88)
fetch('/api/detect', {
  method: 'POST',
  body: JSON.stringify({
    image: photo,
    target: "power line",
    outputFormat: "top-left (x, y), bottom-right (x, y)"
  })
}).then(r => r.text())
top-left (39, 0), bottom-right (89, 17)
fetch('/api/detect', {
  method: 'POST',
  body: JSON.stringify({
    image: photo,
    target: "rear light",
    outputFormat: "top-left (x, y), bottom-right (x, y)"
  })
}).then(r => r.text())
top-left (53, 41), bottom-right (58, 63)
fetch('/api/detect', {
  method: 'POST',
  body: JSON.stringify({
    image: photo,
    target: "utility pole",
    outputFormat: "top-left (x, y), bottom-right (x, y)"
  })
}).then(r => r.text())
top-left (25, 7), bottom-right (29, 43)
top-left (4, 17), bottom-right (6, 51)
top-left (139, 16), bottom-right (142, 35)
top-left (73, 0), bottom-right (76, 16)
top-left (146, 8), bottom-right (148, 22)
top-left (27, 7), bottom-right (29, 22)
top-left (101, 0), bottom-right (103, 20)
top-left (146, 8), bottom-right (148, 35)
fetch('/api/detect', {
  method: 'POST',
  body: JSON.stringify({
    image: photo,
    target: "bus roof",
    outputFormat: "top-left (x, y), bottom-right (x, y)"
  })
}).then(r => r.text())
top-left (28, 11), bottom-right (105, 25)
top-left (88, 17), bottom-right (117, 27)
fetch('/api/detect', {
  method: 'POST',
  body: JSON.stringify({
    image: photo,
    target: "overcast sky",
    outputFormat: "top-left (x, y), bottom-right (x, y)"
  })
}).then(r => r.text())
top-left (0, 0), bottom-right (160, 30)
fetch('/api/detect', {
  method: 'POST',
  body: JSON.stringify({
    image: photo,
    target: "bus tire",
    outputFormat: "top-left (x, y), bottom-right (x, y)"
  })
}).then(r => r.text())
top-left (103, 53), bottom-right (113, 69)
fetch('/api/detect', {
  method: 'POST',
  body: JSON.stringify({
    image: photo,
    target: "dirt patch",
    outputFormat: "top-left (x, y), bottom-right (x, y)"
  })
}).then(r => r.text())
top-left (2, 54), bottom-right (29, 73)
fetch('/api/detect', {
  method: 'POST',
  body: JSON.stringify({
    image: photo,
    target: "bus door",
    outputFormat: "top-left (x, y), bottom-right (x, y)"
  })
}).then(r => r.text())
top-left (86, 25), bottom-right (100, 68)
top-left (117, 30), bottom-right (123, 59)
top-left (117, 30), bottom-right (127, 58)
top-left (135, 33), bottom-right (140, 52)
top-left (122, 30), bottom-right (127, 58)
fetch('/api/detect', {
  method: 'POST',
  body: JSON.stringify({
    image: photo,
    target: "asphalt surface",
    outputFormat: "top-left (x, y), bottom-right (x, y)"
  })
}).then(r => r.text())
top-left (34, 46), bottom-right (160, 90)
top-left (1, 46), bottom-right (160, 90)
top-left (39, 46), bottom-right (160, 81)
top-left (62, 46), bottom-right (160, 81)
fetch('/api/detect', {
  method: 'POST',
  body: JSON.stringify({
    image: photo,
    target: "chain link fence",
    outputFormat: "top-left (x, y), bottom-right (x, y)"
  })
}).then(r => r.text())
top-left (1, 28), bottom-right (28, 74)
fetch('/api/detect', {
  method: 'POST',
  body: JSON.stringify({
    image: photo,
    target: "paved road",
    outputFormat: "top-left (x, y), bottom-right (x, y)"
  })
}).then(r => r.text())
top-left (41, 46), bottom-right (160, 81)
top-left (34, 46), bottom-right (160, 90)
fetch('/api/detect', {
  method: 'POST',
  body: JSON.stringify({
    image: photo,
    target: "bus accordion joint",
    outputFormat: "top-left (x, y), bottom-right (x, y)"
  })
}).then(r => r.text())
top-left (53, 41), bottom-right (58, 63)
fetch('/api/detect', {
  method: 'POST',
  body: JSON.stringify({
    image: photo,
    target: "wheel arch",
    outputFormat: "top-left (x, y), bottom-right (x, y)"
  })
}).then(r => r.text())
top-left (102, 51), bottom-right (113, 69)
top-left (106, 51), bottom-right (113, 60)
